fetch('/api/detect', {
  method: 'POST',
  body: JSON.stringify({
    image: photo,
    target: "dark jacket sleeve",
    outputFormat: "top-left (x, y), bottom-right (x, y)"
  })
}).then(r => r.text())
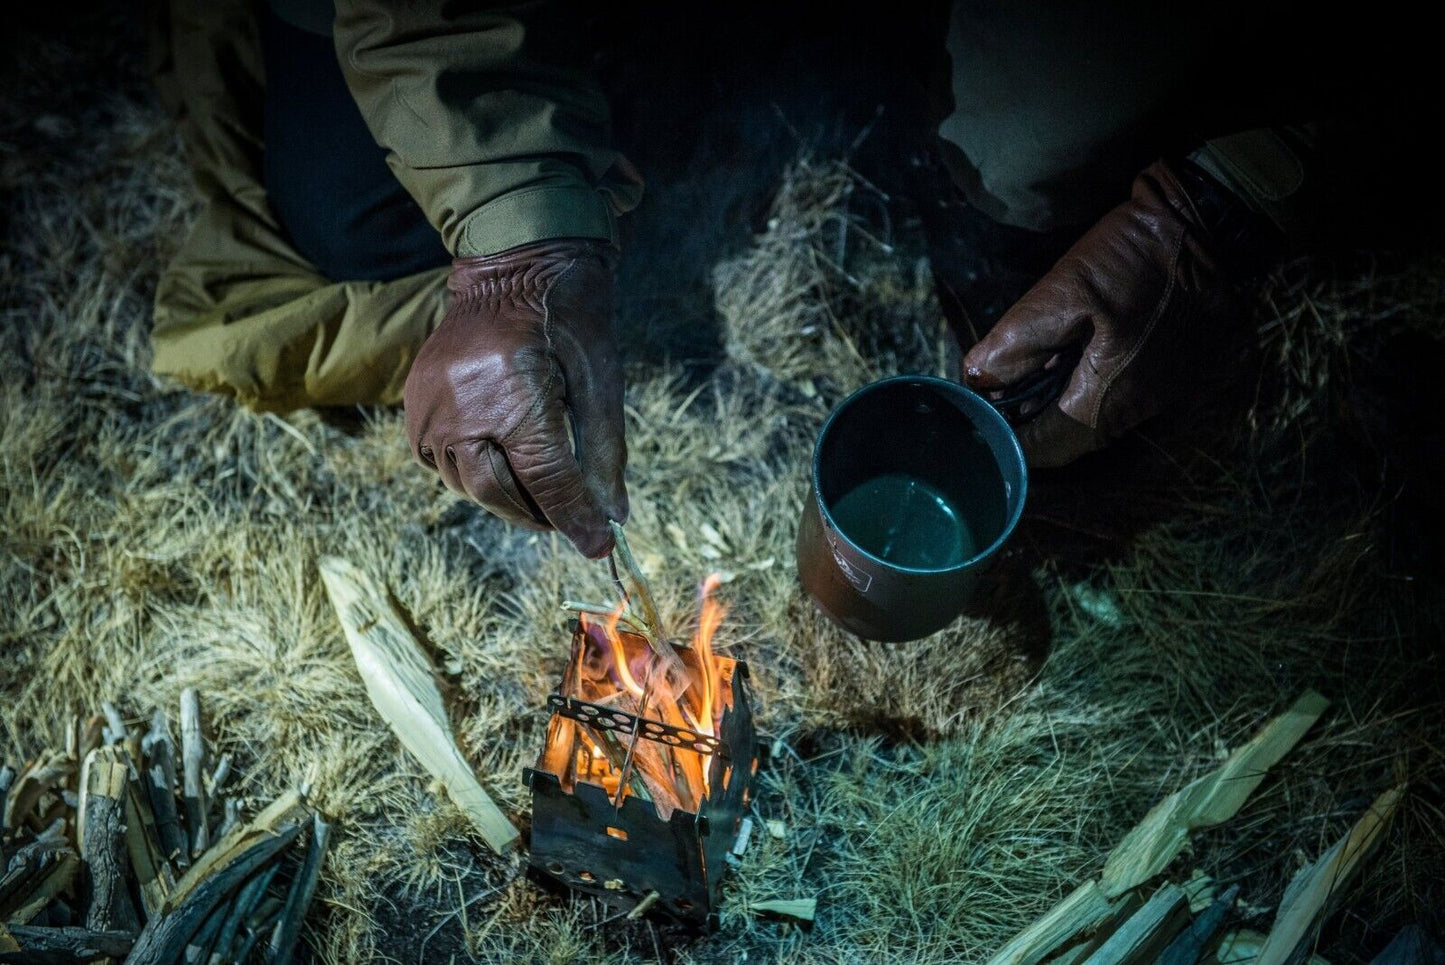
top-left (332, 1), bottom-right (643, 256)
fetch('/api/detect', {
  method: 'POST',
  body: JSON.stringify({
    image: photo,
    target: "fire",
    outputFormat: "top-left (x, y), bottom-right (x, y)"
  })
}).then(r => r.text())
top-left (562, 573), bottom-right (731, 817)
top-left (600, 602), bottom-right (644, 697)
top-left (683, 573), bottom-right (728, 741)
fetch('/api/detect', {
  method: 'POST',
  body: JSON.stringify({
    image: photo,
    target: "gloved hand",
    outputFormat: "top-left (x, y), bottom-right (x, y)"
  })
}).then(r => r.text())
top-left (963, 160), bottom-right (1235, 468)
top-left (404, 239), bottom-right (627, 558)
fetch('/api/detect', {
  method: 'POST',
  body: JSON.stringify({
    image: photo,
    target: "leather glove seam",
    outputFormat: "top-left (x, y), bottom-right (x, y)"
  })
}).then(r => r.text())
top-left (1088, 221), bottom-right (1185, 431)
top-left (495, 254), bottom-right (581, 448)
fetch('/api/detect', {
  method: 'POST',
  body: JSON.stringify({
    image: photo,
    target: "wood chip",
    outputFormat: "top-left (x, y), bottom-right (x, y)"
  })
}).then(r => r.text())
top-left (81, 747), bottom-right (139, 935)
top-left (986, 881), bottom-right (1118, 965)
top-left (180, 689), bottom-right (209, 859)
top-left (699, 523), bottom-right (729, 551)
top-left (1182, 870), bottom-right (1216, 914)
top-left (1158, 884), bottom-right (1240, 965)
top-left (1254, 786), bottom-right (1404, 965)
top-left (1212, 929), bottom-right (1331, 965)
top-left (1101, 690), bottom-right (1329, 897)
top-left (626, 891), bottom-right (660, 920)
top-left (731, 816), bottom-right (754, 856)
top-left (3, 752), bottom-right (72, 832)
top-left (753, 898), bottom-right (816, 928)
top-left (320, 556), bottom-right (518, 853)
top-left (101, 703), bottom-right (128, 746)
top-left (1079, 884), bottom-right (1189, 965)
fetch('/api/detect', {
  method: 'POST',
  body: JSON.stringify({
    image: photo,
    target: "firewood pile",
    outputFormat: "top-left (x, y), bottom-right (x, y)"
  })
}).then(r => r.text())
top-left (986, 692), bottom-right (1412, 965)
top-left (1, 690), bottom-right (328, 964)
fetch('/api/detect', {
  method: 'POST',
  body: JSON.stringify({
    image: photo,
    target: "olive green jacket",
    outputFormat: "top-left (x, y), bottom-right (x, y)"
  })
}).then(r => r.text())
top-left (150, 0), bottom-right (641, 412)
top-left (332, 1), bottom-right (642, 257)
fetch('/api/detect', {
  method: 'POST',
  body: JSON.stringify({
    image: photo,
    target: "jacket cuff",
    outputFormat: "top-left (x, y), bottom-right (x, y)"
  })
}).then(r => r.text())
top-left (455, 184), bottom-right (618, 257)
top-left (1188, 127), bottom-right (1315, 240)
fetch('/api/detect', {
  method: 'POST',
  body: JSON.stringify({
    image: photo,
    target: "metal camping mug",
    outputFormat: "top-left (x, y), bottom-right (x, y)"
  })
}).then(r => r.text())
top-left (796, 374), bottom-right (1031, 642)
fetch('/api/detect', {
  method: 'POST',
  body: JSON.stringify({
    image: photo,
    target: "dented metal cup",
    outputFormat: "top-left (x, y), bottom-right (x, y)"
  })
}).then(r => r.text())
top-left (796, 375), bottom-right (1027, 641)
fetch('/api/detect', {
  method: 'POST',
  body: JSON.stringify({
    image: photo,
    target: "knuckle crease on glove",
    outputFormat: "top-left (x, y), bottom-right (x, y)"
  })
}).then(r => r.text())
top-left (484, 443), bottom-right (538, 519)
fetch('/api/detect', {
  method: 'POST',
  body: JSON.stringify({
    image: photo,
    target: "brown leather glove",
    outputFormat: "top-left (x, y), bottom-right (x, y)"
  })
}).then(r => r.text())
top-left (404, 239), bottom-right (627, 558)
top-left (963, 160), bottom-right (1235, 468)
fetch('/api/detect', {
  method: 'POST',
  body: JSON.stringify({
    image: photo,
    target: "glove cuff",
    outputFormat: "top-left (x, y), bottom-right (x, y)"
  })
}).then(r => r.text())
top-left (446, 239), bottom-right (617, 315)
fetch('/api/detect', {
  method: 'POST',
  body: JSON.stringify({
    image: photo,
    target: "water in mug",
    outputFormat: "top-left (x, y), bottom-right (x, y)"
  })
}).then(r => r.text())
top-left (828, 473), bottom-right (976, 569)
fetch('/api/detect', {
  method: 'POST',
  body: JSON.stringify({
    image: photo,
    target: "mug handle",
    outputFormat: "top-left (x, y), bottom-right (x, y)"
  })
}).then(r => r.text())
top-left (985, 348), bottom-right (1082, 425)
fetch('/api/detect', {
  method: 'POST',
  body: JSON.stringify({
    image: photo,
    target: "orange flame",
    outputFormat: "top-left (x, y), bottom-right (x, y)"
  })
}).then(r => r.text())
top-left (567, 574), bottom-right (729, 809)
top-left (685, 573), bottom-right (728, 739)
top-left (582, 603), bottom-right (645, 698)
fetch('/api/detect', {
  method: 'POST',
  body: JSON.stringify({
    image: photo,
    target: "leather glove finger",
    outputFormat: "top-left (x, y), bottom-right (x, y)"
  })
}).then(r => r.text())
top-left (503, 396), bottom-right (614, 559)
top-left (963, 282), bottom-right (1091, 391)
top-left (558, 361), bottom-right (628, 527)
top-left (412, 436), bottom-right (472, 502)
top-left (430, 439), bottom-right (466, 498)
top-left (451, 439), bottom-right (548, 529)
top-left (1015, 402), bottom-right (1104, 469)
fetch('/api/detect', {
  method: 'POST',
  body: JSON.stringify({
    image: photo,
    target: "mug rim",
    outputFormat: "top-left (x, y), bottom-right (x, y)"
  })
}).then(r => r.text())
top-left (810, 374), bottom-right (1028, 575)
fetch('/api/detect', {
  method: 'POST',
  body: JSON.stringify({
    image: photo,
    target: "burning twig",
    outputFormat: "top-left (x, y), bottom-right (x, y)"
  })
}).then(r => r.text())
top-left (608, 521), bottom-right (662, 637)
top-left (607, 522), bottom-right (693, 694)
top-left (560, 601), bottom-right (650, 637)
top-left (614, 668), bottom-right (659, 809)
top-left (604, 522), bottom-right (701, 808)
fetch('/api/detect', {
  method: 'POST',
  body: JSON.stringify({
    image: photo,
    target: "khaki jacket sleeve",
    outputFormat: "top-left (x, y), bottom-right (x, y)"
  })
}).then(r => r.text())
top-left (332, 1), bottom-right (642, 257)
top-left (1189, 125), bottom-right (1317, 241)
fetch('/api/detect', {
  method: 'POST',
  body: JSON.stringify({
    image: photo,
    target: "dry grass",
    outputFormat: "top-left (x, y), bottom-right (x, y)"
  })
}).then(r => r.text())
top-left (3, 12), bottom-right (1443, 964)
